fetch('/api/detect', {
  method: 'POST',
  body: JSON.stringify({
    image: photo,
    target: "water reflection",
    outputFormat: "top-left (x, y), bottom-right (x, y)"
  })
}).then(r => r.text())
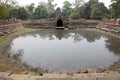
top-left (11, 49), bottom-right (24, 62)
top-left (105, 37), bottom-right (120, 55)
top-left (8, 29), bottom-right (120, 71)
top-left (19, 30), bottom-right (102, 42)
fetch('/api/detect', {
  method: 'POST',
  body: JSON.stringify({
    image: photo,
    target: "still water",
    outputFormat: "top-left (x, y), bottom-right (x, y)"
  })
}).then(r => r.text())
top-left (9, 29), bottom-right (120, 71)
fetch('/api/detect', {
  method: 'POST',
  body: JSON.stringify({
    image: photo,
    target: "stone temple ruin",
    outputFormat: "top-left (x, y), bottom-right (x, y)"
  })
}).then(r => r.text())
top-left (55, 7), bottom-right (64, 28)
top-left (22, 7), bottom-right (120, 34)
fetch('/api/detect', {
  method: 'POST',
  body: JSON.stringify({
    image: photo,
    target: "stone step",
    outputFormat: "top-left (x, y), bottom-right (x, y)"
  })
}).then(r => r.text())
top-left (55, 27), bottom-right (65, 29)
top-left (0, 72), bottom-right (11, 80)
top-left (1, 72), bottom-right (119, 80)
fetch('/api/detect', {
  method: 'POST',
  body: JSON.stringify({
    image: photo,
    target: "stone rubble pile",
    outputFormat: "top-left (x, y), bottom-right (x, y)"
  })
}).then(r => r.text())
top-left (103, 19), bottom-right (120, 25)
top-left (0, 23), bottom-right (23, 36)
top-left (97, 23), bottom-right (120, 34)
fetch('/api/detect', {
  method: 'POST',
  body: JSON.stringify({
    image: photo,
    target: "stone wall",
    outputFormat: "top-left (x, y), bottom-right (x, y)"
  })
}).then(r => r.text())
top-left (102, 19), bottom-right (120, 25)
top-left (23, 21), bottom-right (54, 29)
top-left (0, 19), bottom-right (19, 25)
top-left (0, 23), bottom-right (23, 36)
top-left (22, 19), bottom-right (100, 29)
top-left (0, 19), bottom-right (100, 36)
top-left (1, 19), bottom-right (119, 36)
top-left (97, 23), bottom-right (120, 34)
top-left (66, 20), bottom-right (100, 28)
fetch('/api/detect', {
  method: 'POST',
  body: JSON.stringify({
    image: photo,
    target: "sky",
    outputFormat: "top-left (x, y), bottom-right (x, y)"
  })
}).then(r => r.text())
top-left (16, 0), bottom-right (111, 8)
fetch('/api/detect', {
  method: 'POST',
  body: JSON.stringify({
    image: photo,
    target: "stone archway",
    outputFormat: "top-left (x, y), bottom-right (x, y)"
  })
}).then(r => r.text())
top-left (57, 19), bottom-right (63, 27)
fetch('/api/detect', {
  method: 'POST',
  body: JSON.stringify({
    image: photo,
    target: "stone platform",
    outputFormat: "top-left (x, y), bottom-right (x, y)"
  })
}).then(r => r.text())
top-left (55, 27), bottom-right (65, 29)
top-left (0, 71), bottom-right (120, 80)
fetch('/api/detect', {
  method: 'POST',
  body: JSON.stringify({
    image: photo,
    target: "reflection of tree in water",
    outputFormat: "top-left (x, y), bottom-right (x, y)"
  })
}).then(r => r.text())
top-left (19, 30), bottom-right (103, 43)
top-left (105, 37), bottom-right (120, 55)
top-left (53, 30), bottom-right (64, 40)
top-left (11, 49), bottom-right (24, 63)
top-left (71, 32), bottom-right (83, 43)
top-left (77, 30), bottom-right (101, 42)
top-left (54, 30), bottom-right (71, 40)
top-left (11, 30), bottom-right (120, 55)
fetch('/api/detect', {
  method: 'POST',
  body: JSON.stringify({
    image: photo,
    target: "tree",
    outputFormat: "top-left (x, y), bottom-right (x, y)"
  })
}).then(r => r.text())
top-left (17, 7), bottom-right (29, 20)
top-left (110, 0), bottom-right (120, 18)
top-left (90, 2), bottom-right (110, 19)
top-left (26, 3), bottom-right (34, 14)
top-left (74, 0), bottom-right (84, 9)
top-left (77, 0), bottom-right (94, 19)
top-left (0, 0), bottom-right (19, 19)
top-left (97, 3), bottom-right (110, 18)
top-left (47, 0), bottom-right (56, 18)
top-left (9, 7), bottom-right (29, 20)
top-left (32, 2), bottom-right (48, 19)
top-left (69, 12), bottom-right (80, 19)
top-left (0, 4), bottom-right (9, 19)
top-left (77, 0), bottom-right (109, 19)
top-left (9, 8), bottom-right (19, 18)
top-left (82, 3), bottom-right (91, 18)
top-left (62, 1), bottom-right (72, 18)
top-left (90, 7), bottom-right (102, 19)
top-left (26, 3), bottom-right (35, 19)
top-left (0, 0), bottom-right (18, 7)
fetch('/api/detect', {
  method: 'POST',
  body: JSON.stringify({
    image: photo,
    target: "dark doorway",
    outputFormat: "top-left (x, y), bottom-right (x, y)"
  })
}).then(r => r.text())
top-left (57, 19), bottom-right (63, 27)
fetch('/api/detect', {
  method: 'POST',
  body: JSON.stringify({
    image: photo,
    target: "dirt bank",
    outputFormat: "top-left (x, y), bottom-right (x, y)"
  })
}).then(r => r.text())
top-left (97, 60), bottom-right (120, 73)
top-left (0, 27), bottom-right (38, 74)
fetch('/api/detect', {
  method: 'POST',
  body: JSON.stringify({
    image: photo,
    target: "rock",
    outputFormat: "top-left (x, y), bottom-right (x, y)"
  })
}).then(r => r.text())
top-left (86, 69), bottom-right (96, 73)
top-left (59, 70), bottom-right (70, 75)
top-left (77, 68), bottom-right (87, 73)
top-left (64, 28), bottom-right (68, 30)
top-left (21, 71), bottom-right (29, 74)
top-left (0, 32), bottom-right (4, 36)
top-left (6, 71), bottom-right (13, 76)
top-left (0, 72), bottom-right (11, 80)
top-left (4, 78), bottom-right (14, 80)
top-left (108, 71), bottom-right (119, 75)
top-left (77, 68), bottom-right (97, 73)
top-left (68, 26), bottom-right (75, 29)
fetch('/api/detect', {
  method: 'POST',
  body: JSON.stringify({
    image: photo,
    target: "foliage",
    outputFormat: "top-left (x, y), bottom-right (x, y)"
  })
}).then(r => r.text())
top-left (9, 1), bottom-right (56, 19)
top-left (81, 0), bottom-right (99, 19)
top-left (17, 7), bottom-right (29, 20)
top-left (0, 0), bottom-right (18, 6)
top-left (9, 8), bottom-right (19, 18)
top-left (69, 12), bottom-right (80, 19)
top-left (26, 3), bottom-right (34, 14)
top-left (62, 1), bottom-right (72, 18)
top-left (32, 2), bottom-right (48, 19)
top-left (0, 0), bottom-right (19, 19)
top-left (90, 7), bottom-right (102, 19)
top-left (1, 0), bottom-right (117, 20)
top-left (76, 0), bottom-right (110, 19)
top-left (90, 2), bottom-right (110, 19)
top-left (110, 0), bottom-right (120, 18)
top-left (9, 7), bottom-right (29, 20)
top-left (47, 0), bottom-right (56, 18)
top-left (0, 4), bottom-right (9, 19)
top-left (26, 3), bottom-right (35, 19)
top-left (74, 0), bottom-right (85, 9)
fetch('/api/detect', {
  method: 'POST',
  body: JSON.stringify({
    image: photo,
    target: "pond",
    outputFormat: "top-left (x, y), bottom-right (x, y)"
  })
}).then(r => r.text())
top-left (8, 29), bottom-right (120, 71)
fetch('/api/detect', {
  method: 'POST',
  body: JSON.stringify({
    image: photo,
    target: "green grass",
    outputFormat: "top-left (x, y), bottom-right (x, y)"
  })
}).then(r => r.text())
top-left (0, 37), bottom-right (5, 43)
top-left (16, 27), bottom-right (32, 33)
